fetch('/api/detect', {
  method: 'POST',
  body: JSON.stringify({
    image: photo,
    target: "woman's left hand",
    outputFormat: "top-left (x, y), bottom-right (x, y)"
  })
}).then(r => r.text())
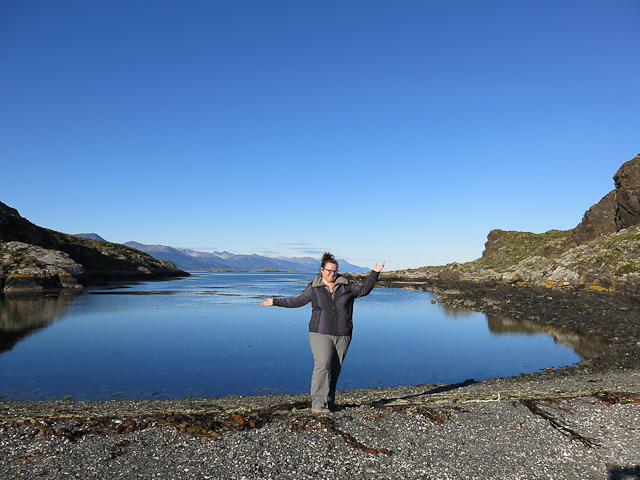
top-left (373, 261), bottom-right (385, 272)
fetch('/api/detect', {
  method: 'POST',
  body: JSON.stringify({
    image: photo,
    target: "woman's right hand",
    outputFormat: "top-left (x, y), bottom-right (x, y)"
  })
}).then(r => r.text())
top-left (260, 298), bottom-right (273, 306)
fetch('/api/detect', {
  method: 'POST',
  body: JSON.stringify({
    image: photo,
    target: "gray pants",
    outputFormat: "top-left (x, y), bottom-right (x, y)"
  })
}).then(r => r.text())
top-left (308, 332), bottom-right (351, 409)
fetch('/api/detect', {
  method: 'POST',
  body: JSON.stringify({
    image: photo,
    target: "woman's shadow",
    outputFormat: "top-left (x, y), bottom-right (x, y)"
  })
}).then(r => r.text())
top-left (610, 466), bottom-right (640, 479)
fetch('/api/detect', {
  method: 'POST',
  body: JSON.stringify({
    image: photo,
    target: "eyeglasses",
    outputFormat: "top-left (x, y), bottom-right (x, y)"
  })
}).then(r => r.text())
top-left (323, 268), bottom-right (338, 275)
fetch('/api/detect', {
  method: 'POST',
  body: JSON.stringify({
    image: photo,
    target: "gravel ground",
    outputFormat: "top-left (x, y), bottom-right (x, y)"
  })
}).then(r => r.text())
top-left (2, 369), bottom-right (640, 479)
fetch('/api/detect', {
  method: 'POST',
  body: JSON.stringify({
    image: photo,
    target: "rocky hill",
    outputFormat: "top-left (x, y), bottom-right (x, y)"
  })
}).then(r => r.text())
top-left (0, 202), bottom-right (186, 294)
top-left (396, 153), bottom-right (640, 293)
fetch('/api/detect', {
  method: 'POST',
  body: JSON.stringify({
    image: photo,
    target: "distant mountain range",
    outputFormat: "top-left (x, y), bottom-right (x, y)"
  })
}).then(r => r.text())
top-left (119, 241), bottom-right (370, 273)
top-left (74, 233), bottom-right (107, 241)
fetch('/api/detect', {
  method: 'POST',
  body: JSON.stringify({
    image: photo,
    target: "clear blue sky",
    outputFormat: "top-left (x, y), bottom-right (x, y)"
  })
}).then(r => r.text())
top-left (1, 1), bottom-right (639, 270)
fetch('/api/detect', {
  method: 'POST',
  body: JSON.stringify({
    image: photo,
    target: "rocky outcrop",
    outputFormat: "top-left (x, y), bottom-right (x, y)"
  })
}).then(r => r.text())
top-left (1, 241), bottom-right (85, 293)
top-left (453, 224), bottom-right (640, 291)
top-left (394, 153), bottom-right (640, 291)
top-left (1, 201), bottom-right (187, 293)
top-left (614, 155), bottom-right (640, 230)
top-left (3, 241), bottom-right (85, 275)
top-left (0, 202), bottom-right (50, 246)
top-left (572, 154), bottom-right (640, 242)
top-left (480, 229), bottom-right (571, 269)
top-left (469, 154), bottom-right (640, 288)
top-left (571, 190), bottom-right (617, 243)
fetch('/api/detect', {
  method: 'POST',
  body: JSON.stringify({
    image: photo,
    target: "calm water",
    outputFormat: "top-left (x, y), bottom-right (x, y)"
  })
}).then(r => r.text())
top-left (0, 272), bottom-right (611, 401)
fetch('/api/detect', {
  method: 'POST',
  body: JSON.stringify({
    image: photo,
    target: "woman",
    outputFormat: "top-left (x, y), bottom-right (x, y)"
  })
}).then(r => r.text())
top-left (260, 252), bottom-right (385, 413)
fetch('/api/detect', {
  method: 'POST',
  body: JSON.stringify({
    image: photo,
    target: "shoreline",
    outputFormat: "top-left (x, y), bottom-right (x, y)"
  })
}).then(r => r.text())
top-left (2, 366), bottom-right (640, 417)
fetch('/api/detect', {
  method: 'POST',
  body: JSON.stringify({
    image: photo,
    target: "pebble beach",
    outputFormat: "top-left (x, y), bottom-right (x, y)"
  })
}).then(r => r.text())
top-left (2, 367), bottom-right (640, 479)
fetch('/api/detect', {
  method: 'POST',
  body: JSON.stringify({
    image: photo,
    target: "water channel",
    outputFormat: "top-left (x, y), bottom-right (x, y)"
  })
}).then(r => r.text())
top-left (0, 272), bottom-right (611, 401)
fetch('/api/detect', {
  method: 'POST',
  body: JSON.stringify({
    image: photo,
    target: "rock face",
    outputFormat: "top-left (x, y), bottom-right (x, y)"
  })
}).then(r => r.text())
top-left (571, 190), bottom-right (617, 243)
top-left (613, 156), bottom-right (640, 230)
top-left (0, 202), bottom-right (186, 293)
top-left (1, 241), bottom-right (85, 292)
top-left (573, 154), bottom-right (640, 242)
top-left (471, 154), bottom-right (640, 288)
top-left (3, 242), bottom-right (85, 275)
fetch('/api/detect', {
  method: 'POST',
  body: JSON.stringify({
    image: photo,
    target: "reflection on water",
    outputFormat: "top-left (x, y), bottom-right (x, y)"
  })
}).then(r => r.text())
top-left (486, 315), bottom-right (615, 360)
top-left (0, 273), bottom-right (616, 401)
top-left (0, 295), bottom-right (74, 355)
top-left (439, 304), bottom-right (479, 319)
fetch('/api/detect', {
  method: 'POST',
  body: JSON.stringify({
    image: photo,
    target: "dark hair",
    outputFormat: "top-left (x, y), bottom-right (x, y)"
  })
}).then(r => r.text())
top-left (321, 252), bottom-right (338, 270)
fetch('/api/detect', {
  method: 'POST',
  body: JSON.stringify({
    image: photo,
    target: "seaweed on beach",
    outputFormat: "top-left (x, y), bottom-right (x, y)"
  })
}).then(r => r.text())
top-left (518, 390), bottom-right (640, 448)
top-left (519, 397), bottom-right (600, 448)
top-left (591, 390), bottom-right (640, 406)
top-left (109, 440), bottom-right (142, 459)
top-left (5, 416), bottom-right (154, 442)
top-left (290, 415), bottom-right (392, 456)
top-left (378, 403), bottom-right (465, 424)
top-left (1, 400), bottom-right (395, 456)
top-left (1, 401), bottom-right (313, 443)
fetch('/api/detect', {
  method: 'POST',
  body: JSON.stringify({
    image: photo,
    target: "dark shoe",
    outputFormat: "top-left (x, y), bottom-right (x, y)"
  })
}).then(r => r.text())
top-left (330, 405), bottom-right (343, 412)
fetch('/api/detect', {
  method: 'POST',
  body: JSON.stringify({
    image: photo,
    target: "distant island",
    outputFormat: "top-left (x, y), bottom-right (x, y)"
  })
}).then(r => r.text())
top-left (256, 268), bottom-right (305, 273)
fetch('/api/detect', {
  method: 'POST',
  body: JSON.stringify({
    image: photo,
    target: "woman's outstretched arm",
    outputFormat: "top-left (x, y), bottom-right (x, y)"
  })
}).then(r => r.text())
top-left (262, 284), bottom-right (314, 308)
top-left (353, 261), bottom-right (386, 298)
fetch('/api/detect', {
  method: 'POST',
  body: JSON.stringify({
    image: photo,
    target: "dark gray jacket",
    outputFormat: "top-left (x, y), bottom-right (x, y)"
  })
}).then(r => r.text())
top-left (273, 270), bottom-right (380, 336)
